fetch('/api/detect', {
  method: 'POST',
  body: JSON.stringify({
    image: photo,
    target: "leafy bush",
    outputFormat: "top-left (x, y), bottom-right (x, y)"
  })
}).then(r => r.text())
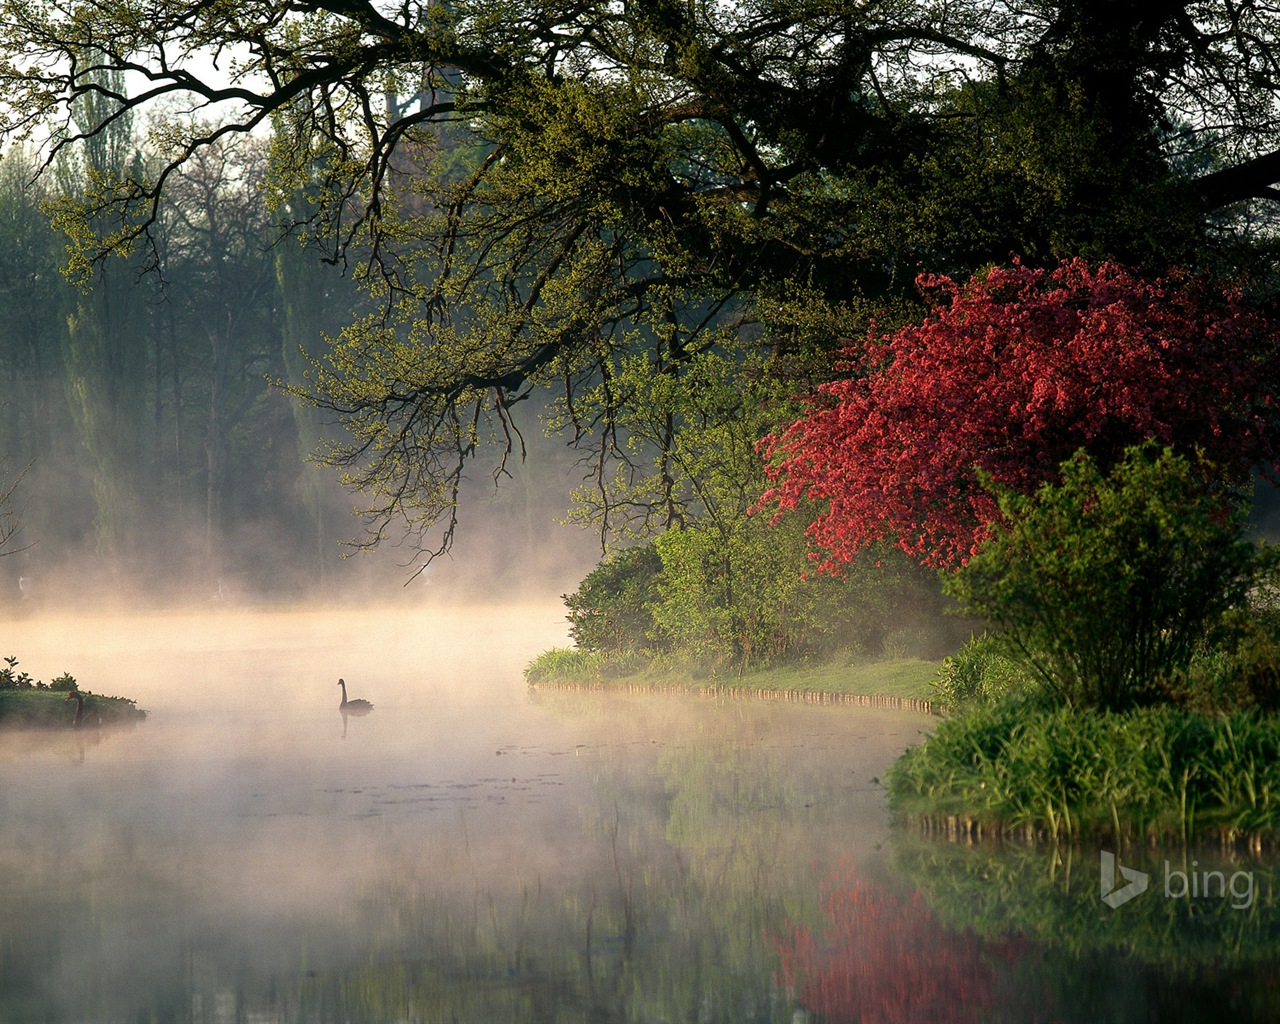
top-left (557, 510), bottom-right (966, 676)
top-left (946, 445), bottom-right (1274, 710)
top-left (49, 672), bottom-right (78, 692)
top-left (0, 655), bottom-right (33, 690)
top-left (932, 632), bottom-right (1035, 712)
top-left (564, 543), bottom-right (665, 656)
top-left (651, 512), bottom-right (958, 672)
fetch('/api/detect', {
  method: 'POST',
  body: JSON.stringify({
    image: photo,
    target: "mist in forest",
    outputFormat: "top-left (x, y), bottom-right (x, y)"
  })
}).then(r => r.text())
top-left (0, 140), bottom-right (603, 615)
top-left (0, 405), bottom-right (601, 612)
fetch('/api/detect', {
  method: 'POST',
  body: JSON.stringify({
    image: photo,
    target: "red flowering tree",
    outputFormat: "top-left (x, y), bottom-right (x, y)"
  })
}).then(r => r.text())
top-left (759, 260), bottom-right (1280, 569)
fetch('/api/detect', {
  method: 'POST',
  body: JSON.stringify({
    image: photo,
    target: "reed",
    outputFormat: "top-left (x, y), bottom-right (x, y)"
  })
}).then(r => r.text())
top-left (886, 699), bottom-right (1280, 846)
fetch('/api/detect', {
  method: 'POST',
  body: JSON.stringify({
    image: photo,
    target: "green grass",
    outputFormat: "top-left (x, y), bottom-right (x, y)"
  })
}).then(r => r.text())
top-left (706, 657), bottom-right (938, 699)
top-left (886, 698), bottom-right (1280, 846)
top-left (525, 647), bottom-right (939, 704)
top-left (0, 689), bottom-right (146, 728)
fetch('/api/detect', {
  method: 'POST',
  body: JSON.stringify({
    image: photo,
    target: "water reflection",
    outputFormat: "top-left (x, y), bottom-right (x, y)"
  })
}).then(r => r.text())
top-left (886, 836), bottom-right (1280, 1021)
top-left (1, 604), bottom-right (1278, 1021)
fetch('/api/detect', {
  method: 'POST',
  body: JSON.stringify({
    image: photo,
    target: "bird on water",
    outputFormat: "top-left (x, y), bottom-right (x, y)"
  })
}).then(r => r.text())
top-left (64, 691), bottom-right (91, 728)
top-left (337, 678), bottom-right (373, 715)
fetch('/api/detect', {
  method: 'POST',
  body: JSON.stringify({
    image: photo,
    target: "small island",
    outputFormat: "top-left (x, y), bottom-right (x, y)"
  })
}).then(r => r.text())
top-left (0, 657), bottom-right (146, 729)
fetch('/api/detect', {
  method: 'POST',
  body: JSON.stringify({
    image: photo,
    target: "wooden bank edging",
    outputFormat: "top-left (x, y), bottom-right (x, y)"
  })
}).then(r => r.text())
top-left (529, 679), bottom-right (935, 715)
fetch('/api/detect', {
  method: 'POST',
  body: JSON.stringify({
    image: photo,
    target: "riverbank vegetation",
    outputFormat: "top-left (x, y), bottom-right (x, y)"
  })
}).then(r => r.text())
top-left (531, 266), bottom-right (1280, 845)
top-left (886, 444), bottom-right (1280, 844)
top-left (525, 645), bottom-right (938, 707)
top-left (523, 518), bottom-right (957, 704)
top-left (888, 700), bottom-right (1280, 847)
top-left (0, 658), bottom-right (145, 727)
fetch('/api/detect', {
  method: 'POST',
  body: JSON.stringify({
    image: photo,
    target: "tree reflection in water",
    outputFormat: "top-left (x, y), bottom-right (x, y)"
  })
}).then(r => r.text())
top-left (773, 860), bottom-right (1040, 1024)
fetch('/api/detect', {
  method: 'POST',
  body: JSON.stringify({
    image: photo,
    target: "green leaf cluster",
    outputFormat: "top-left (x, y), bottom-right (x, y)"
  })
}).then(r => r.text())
top-left (562, 518), bottom-right (956, 674)
top-left (946, 445), bottom-right (1275, 711)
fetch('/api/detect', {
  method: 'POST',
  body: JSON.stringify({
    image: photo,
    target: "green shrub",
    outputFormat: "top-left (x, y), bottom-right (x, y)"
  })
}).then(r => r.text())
top-left (564, 543), bottom-right (665, 656)
top-left (946, 445), bottom-right (1274, 711)
top-left (932, 632), bottom-right (1035, 712)
top-left (49, 672), bottom-right (78, 692)
top-left (0, 656), bottom-right (33, 690)
top-left (650, 512), bottom-right (964, 672)
top-left (559, 507), bottom-right (967, 676)
top-left (1168, 609), bottom-right (1280, 713)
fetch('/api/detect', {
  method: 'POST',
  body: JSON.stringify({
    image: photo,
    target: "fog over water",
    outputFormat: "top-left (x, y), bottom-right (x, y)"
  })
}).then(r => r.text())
top-left (0, 602), bottom-right (928, 1021)
top-left (7, 602), bottom-right (1280, 1023)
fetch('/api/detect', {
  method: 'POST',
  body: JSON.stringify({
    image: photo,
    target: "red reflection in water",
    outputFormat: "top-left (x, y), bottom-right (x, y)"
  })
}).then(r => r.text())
top-left (774, 863), bottom-right (1029, 1024)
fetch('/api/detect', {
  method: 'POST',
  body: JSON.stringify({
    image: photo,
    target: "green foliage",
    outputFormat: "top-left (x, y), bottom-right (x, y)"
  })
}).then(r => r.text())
top-left (887, 700), bottom-right (1280, 843)
top-left (554, 342), bottom-right (811, 543)
top-left (522, 647), bottom-right (600, 684)
top-left (48, 672), bottom-right (78, 692)
top-left (932, 632), bottom-right (1035, 713)
top-left (650, 518), bottom-right (789, 671)
top-left (1168, 606), bottom-right (1280, 713)
top-left (0, 658), bottom-right (143, 726)
top-left (558, 504), bottom-right (960, 675)
top-left (0, 655), bottom-right (33, 690)
top-left (946, 445), bottom-right (1273, 711)
top-left (564, 543), bottom-right (664, 656)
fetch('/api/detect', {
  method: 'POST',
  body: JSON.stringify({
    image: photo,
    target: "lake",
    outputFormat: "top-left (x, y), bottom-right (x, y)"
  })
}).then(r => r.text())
top-left (1, 602), bottom-right (1278, 1022)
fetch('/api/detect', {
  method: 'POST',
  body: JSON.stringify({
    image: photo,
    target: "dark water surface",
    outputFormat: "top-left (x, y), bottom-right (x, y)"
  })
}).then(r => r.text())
top-left (1, 604), bottom-right (1279, 1022)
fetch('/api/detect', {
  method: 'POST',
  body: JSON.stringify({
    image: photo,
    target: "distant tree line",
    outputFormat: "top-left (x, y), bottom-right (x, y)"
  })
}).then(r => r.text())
top-left (0, 105), bottom-right (365, 599)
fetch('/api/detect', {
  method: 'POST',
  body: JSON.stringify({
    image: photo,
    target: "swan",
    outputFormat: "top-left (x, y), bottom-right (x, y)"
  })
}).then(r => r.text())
top-left (337, 678), bottom-right (373, 715)
top-left (65, 691), bottom-right (88, 728)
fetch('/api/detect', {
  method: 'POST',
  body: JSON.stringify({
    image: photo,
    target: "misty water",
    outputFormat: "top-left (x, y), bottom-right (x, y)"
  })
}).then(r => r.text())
top-left (3, 602), bottom-right (1280, 1023)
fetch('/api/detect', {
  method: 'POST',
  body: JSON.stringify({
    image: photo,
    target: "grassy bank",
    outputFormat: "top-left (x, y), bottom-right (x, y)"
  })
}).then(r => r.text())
top-left (524, 647), bottom-right (939, 709)
top-left (886, 698), bottom-right (1280, 848)
top-left (0, 689), bottom-right (146, 728)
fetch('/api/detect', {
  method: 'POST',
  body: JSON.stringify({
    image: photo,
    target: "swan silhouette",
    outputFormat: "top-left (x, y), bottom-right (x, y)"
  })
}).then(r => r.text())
top-left (64, 691), bottom-right (98, 728)
top-left (337, 678), bottom-right (373, 715)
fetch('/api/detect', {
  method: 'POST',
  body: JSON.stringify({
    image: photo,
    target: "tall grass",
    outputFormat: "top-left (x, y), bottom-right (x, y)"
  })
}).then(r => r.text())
top-left (886, 699), bottom-right (1280, 846)
top-left (522, 647), bottom-right (601, 684)
top-left (931, 632), bottom-right (1035, 712)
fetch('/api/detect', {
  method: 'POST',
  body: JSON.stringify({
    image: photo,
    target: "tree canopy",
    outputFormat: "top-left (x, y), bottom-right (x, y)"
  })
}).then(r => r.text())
top-left (759, 260), bottom-right (1280, 569)
top-left (4, 0), bottom-right (1280, 554)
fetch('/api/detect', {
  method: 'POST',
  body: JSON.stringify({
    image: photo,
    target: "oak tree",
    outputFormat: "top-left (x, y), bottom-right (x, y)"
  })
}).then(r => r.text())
top-left (4, 1), bottom-right (1280, 554)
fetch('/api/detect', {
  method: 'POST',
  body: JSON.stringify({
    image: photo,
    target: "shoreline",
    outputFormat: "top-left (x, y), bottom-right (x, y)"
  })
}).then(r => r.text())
top-left (528, 678), bottom-right (936, 714)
